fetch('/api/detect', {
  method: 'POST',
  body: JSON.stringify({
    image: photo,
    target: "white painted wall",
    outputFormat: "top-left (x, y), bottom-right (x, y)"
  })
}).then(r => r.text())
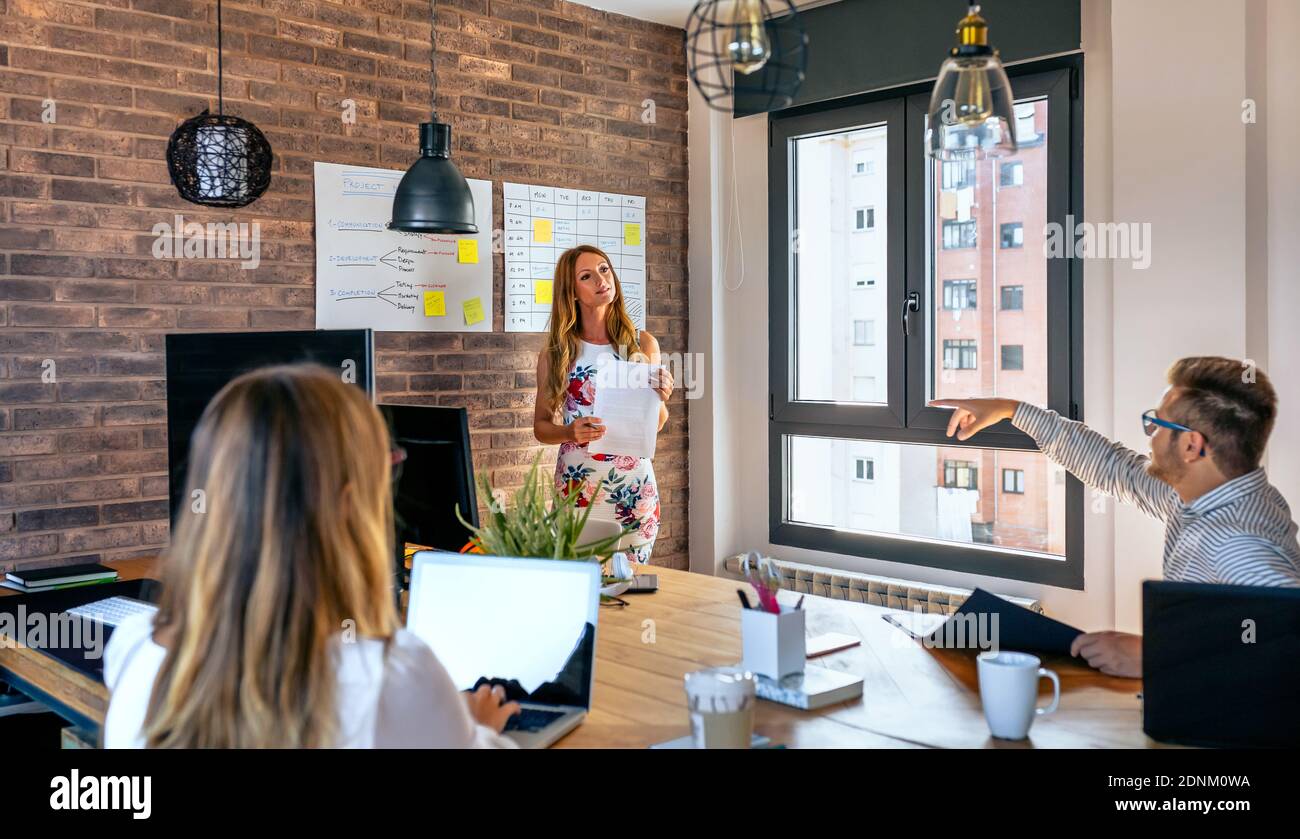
top-left (685, 0), bottom-right (1299, 630)
top-left (1263, 0), bottom-right (1300, 516)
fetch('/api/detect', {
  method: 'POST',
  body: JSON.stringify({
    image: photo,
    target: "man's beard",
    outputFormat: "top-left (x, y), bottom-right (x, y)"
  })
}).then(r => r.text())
top-left (1147, 438), bottom-right (1185, 485)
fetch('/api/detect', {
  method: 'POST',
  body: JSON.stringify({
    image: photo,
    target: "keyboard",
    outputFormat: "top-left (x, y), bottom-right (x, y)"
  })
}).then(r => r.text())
top-left (503, 708), bottom-right (567, 733)
top-left (65, 596), bottom-right (158, 628)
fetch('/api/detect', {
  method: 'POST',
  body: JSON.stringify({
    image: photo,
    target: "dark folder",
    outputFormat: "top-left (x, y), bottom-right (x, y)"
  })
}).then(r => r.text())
top-left (884, 588), bottom-right (1083, 656)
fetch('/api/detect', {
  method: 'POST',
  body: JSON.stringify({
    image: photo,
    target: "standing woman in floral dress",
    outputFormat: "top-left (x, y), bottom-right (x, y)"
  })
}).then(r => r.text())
top-left (532, 245), bottom-right (673, 563)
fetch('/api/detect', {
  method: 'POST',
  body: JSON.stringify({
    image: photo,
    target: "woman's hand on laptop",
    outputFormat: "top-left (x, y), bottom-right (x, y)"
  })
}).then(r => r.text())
top-left (465, 684), bottom-right (521, 733)
top-left (929, 398), bottom-right (1019, 441)
top-left (1070, 631), bottom-right (1142, 679)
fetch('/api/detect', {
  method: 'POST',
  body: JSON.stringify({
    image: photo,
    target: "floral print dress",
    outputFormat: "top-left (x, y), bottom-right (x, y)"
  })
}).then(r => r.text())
top-left (554, 339), bottom-right (660, 563)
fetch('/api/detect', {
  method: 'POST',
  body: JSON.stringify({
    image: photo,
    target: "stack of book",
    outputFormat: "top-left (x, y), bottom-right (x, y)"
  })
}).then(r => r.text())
top-left (2, 563), bottom-right (119, 594)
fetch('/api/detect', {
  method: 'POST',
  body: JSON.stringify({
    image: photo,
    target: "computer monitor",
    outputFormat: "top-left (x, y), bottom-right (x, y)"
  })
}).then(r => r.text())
top-left (379, 404), bottom-right (478, 554)
top-left (164, 329), bottom-right (374, 525)
top-left (1143, 580), bottom-right (1300, 747)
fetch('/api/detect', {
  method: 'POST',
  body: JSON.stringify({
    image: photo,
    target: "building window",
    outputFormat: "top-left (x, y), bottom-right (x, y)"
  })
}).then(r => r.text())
top-left (1000, 161), bottom-right (1023, 187)
top-left (854, 156), bottom-right (875, 176)
top-left (1001, 344), bottom-right (1024, 371)
top-left (940, 158), bottom-right (976, 190)
top-left (944, 460), bottom-right (979, 490)
top-left (1000, 222), bottom-right (1024, 249)
top-left (942, 279), bottom-right (977, 310)
top-left (853, 268), bottom-right (877, 289)
top-left (942, 220), bottom-right (977, 249)
top-left (853, 319), bottom-right (875, 346)
top-left (1003, 468), bottom-right (1025, 494)
top-left (854, 457), bottom-right (875, 481)
top-left (854, 206), bottom-right (876, 231)
top-left (1000, 285), bottom-right (1024, 310)
top-left (943, 339), bottom-right (977, 370)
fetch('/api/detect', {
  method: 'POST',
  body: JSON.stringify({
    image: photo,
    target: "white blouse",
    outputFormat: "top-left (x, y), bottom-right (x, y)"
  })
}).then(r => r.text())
top-left (102, 613), bottom-right (515, 749)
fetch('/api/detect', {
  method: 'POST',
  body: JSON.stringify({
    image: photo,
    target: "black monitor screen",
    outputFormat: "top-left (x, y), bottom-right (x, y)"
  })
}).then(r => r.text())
top-left (165, 330), bottom-right (374, 526)
top-left (380, 404), bottom-right (478, 553)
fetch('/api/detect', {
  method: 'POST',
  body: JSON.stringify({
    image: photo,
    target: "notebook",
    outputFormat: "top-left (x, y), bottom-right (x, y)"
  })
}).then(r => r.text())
top-left (755, 666), bottom-right (864, 710)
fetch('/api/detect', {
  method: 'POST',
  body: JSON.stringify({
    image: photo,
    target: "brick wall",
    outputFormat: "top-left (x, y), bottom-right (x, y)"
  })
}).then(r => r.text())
top-left (0, 0), bottom-right (690, 572)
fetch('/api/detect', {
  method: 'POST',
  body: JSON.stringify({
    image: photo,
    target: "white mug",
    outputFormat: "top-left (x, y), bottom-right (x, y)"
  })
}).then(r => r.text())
top-left (977, 651), bottom-right (1060, 740)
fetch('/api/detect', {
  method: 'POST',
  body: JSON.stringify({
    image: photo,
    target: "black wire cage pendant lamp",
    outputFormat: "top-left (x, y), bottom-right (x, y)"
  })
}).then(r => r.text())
top-left (389, 0), bottom-right (477, 234)
top-left (166, 0), bottom-right (272, 208)
top-left (685, 0), bottom-right (807, 114)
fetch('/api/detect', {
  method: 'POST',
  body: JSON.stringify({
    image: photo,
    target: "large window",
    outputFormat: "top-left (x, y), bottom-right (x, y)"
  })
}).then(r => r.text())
top-left (770, 61), bottom-right (1083, 588)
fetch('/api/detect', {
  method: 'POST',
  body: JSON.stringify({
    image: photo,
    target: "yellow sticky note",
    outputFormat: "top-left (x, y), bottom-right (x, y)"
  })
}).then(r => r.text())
top-left (534, 280), bottom-right (553, 305)
top-left (423, 290), bottom-right (445, 317)
top-left (623, 223), bottom-right (641, 246)
top-left (457, 239), bottom-right (478, 264)
top-left (533, 218), bottom-right (553, 243)
top-left (462, 296), bottom-right (485, 326)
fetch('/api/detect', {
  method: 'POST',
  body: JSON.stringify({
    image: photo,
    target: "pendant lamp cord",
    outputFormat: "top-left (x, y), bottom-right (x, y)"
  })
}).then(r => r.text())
top-left (216, 0), bottom-right (224, 115)
top-left (429, 0), bottom-right (438, 120)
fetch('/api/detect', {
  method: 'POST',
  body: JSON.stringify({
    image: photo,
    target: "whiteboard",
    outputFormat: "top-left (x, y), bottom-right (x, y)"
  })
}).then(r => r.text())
top-left (502, 182), bottom-right (646, 333)
top-left (314, 161), bottom-right (493, 332)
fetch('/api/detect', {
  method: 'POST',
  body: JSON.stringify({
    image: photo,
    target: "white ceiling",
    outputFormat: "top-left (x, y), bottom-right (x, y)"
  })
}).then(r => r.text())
top-left (582, 0), bottom-right (698, 27)
top-left (585, 0), bottom-right (835, 30)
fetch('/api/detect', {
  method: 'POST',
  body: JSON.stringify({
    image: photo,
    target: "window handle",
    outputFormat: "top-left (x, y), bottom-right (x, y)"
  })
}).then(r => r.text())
top-left (901, 291), bottom-right (920, 336)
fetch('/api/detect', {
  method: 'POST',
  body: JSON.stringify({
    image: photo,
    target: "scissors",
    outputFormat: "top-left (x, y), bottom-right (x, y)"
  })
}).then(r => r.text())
top-left (741, 550), bottom-right (782, 614)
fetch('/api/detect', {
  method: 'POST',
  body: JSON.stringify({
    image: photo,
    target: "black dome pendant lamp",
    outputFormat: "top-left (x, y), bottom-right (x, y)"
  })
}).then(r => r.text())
top-left (389, 0), bottom-right (477, 234)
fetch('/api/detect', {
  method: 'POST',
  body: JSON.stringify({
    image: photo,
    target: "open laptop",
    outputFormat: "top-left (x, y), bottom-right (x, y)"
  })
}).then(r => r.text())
top-left (1142, 580), bottom-right (1300, 748)
top-left (406, 552), bottom-right (600, 748)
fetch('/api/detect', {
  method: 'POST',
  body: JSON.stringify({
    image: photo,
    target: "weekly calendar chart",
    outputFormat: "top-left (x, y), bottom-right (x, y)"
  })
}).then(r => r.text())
top-left (313, 162), bottom-right (494, 332)
top-left (503, 182), bottom-right (646, 333)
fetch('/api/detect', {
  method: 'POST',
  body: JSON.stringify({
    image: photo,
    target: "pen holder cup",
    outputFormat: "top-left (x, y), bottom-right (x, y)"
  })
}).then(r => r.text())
top-left (741, 606), bottom-right (806, 680)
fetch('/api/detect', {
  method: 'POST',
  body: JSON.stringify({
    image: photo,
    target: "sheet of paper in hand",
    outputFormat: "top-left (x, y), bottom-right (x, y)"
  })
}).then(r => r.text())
top-left (587, 357), bottom-right (662, 460)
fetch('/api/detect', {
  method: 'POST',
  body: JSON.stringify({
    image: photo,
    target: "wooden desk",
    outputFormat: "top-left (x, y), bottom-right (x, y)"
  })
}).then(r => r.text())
top-left (0, 558), bottom-right (1157, 748)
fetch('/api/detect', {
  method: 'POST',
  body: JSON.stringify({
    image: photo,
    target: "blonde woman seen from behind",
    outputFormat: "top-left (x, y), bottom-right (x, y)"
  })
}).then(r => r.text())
top-left (103, 364), bottom-right (518, 748)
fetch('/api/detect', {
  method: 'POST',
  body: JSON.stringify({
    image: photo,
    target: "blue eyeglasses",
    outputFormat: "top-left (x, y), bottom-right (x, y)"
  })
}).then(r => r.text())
top-left (1142, 409), bottom-right (1206, 456)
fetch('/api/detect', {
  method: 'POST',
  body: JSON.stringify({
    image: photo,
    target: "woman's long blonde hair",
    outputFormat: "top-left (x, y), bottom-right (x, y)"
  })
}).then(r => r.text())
top-left (543, 245), bottom-right (642, 412)
top-left (143, 364), bottom-right (398, 748)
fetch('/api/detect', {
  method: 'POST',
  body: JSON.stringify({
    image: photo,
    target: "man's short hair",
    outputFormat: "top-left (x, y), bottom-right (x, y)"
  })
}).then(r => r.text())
top-left (1167, 357), bottom-right (1277, 478)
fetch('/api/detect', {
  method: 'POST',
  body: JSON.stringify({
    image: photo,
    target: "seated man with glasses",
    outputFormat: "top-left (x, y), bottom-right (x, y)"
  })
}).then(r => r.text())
top-left (932, 356), bottom-right (1299, 678)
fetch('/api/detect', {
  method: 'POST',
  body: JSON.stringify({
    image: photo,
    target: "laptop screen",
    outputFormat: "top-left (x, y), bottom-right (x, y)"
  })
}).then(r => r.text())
top-left (406, 554), bottom-right (600, 709)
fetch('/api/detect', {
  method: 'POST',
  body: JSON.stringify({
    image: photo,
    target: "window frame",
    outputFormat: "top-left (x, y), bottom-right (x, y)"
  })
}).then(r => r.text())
top-left (1000, 284), bottom-right (1025, 311)
top-left (853, 456), bottom-right (875, 482)
top-left (1002, 468), bottom-right (1026, 494)
top-left (768, 58), bottom-right (1085, 589)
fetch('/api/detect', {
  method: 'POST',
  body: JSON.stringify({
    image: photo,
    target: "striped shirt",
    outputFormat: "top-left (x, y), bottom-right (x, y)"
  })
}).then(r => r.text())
top-left (1013, 403), bottom-right (1300, 587)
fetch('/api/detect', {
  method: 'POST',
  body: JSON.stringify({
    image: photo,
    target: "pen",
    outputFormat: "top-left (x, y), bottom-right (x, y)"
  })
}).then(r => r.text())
top-left (737, 589), bottom-right (753, 610)
top-left (795, 595), bottom-right (805, 611)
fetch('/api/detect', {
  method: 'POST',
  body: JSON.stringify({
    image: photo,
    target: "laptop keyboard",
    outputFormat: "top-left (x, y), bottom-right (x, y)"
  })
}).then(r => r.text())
top-left (503, 708), bottom-right (566, 733)
top-left (65, 596), bottom-right (158, 628)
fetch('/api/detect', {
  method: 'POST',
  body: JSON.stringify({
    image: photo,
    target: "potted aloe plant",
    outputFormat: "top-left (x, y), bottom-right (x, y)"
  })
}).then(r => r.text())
top-left (455, 452), bottom-right (640, 599)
